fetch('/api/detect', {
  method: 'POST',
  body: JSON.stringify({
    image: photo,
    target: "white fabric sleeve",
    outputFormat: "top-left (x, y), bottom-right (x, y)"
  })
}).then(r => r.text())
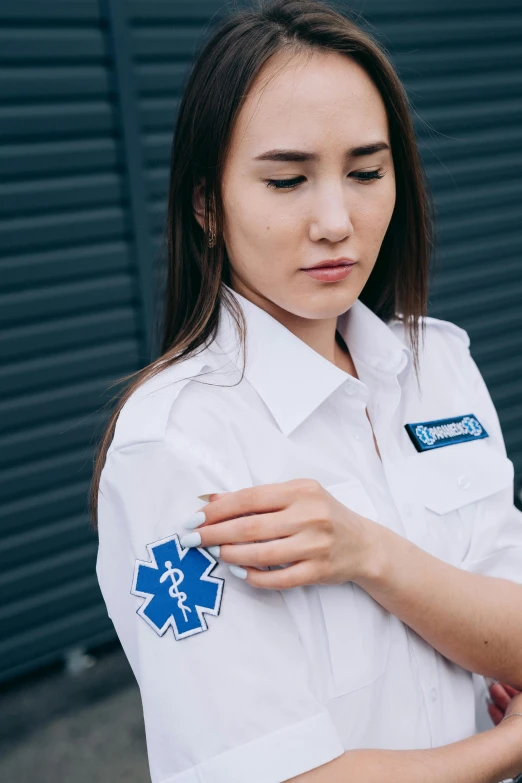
top-left (96, 439), bottom-right (344, 783)
top-left (455, 339), bottom-right (522, 585)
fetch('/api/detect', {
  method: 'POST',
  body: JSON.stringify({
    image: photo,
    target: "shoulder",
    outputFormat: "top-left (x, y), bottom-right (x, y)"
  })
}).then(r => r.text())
top-left (420, 315), bottom-right (470, 350)
top-left (389, 313), bottom-right (471, 359)
top-left (419, 318), bottom-right (473, 381)
top-left (389, 313), bottom-right (476, 392)
top-left (108, 349), bottom-right (215, 455)
top-left (101, 347), bottom-right (250, 511)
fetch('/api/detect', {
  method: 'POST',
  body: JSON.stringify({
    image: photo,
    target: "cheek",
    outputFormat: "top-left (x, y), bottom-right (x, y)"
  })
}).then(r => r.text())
top-left (222, 193), bottom-right (295, 285)
top-left (357, 182), bottom-right (395, 237)
top-left (226, 192), bottom-right (296, 254)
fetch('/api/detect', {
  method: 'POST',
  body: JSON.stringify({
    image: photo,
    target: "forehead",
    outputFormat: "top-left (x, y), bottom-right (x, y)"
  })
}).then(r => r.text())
top-left (229, 49), bottom-right (389, 155)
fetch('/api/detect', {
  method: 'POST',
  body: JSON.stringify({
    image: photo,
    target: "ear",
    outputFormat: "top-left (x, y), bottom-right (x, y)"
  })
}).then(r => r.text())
top-left (192, 179), bottom-right (206, 231)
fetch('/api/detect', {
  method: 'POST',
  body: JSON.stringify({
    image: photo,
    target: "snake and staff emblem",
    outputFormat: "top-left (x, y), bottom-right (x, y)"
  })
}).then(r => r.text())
top-left (159, 560), bottom-right (192, 623)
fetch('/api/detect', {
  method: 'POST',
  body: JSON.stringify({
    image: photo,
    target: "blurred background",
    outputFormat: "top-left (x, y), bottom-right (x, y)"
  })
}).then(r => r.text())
top-left (1, 0), bottom-right (521, 780)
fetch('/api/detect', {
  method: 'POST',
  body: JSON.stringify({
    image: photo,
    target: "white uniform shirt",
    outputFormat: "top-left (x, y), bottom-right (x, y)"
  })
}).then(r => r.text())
top-left (96, 283), bottom-right (522, 783)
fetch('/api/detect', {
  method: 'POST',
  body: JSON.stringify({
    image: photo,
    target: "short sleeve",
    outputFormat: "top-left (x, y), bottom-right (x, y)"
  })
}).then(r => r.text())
top-left (95, 438), bottom-right (344, 783)
top-left (454, 339), bottom-right (522, 585)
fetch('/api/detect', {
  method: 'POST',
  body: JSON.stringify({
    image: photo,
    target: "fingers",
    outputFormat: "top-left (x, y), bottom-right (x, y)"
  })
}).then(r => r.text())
top-left (503, 683), bottom-right (521, 697)
top-left (485, 681), bottom-right (522, 727)
top-left (488, 682), bottom-right (511, 711)
top-left (487, 700), bottom-right (505, 726)
top-left (217, 536), bottom-right (310, 568)
top-left (182, 510), bottom-right (297, 549)
top-left (197, 483), bottom-right (295, 526)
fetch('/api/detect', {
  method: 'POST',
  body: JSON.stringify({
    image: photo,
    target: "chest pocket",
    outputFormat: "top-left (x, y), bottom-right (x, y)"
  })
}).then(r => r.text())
top-left (317, 479), bottom-right (391, 699)
top-left (407, 439), bottom-right (514, 565)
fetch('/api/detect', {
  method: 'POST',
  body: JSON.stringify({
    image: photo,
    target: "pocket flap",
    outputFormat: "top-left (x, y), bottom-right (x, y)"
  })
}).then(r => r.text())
top-left (407, 439), bottom-right (514, 515)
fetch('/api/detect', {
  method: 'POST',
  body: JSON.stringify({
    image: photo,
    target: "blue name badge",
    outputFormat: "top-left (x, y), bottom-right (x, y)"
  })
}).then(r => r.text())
top-left (405, 413), bottom-right (488, 452)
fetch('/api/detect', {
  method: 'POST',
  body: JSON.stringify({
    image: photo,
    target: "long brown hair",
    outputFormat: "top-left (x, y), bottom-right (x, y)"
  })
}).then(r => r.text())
top-left (89, 0), bottom-right (434, 529)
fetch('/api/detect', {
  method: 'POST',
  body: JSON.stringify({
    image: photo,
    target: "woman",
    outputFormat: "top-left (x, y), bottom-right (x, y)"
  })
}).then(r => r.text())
top-left (92, 1), bottom-right (522, 781)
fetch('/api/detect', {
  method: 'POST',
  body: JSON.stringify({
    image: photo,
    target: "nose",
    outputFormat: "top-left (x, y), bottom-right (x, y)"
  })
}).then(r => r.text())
top-left (309, 185), bottom-right (353, 243)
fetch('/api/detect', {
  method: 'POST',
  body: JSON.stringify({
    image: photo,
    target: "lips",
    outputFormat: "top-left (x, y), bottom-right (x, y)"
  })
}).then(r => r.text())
top-left (301, 263), bottom-right (356, 281)
top-left (302, 259), bottom-right (357, 270)
top-left (309, 263), bottom-right (352, 268)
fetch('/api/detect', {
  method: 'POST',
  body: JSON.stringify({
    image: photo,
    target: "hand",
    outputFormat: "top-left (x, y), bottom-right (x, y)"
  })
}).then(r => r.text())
top-left (179, 478), bottom-right (380, 589)
top-left (487, 679), bottom-right (522, 725)
top-left (504, 690), bottom-right (522, 720)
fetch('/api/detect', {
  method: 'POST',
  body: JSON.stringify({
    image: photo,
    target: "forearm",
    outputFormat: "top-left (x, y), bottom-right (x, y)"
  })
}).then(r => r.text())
top-left (356, 521), bottom-right (522, 688)
top-left (287, 719), bottom-right (522, 783)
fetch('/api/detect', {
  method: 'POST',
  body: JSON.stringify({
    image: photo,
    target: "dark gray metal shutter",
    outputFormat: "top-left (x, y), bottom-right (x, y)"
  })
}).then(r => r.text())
top-left (0, 0), bottom-right (220, 684)
top-left (0, 0), bottom-right (141, 683)
top-left (0, 0), bottom-right (520, 684)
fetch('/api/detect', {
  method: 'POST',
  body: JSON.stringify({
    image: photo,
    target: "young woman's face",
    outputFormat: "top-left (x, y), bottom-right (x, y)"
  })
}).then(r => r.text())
top-left (220, 49), bottom-right (396, 320)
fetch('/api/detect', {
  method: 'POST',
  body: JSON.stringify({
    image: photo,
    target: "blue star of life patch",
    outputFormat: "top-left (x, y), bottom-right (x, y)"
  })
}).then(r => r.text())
top-left (131, 533), bottom-right (224, 639)
top-left (405, 412), bottom-right (488, 452)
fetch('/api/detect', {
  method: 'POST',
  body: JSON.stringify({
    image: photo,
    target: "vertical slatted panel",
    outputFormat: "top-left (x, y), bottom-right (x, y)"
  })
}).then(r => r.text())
top-left (0, 1), bottom-right (143, 683)
top-left (128, 1), bottom-right (227, 239)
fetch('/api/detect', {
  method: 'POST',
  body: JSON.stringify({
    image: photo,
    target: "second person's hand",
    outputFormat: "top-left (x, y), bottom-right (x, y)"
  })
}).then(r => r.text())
top-left (487, 678), bottom-right (522, 726)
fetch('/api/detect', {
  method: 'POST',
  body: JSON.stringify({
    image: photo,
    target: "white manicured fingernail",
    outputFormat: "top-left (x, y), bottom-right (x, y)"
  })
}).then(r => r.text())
top-left (229, 565), bottom-right (247, 579)
top-left (180, 532), bottom-right (201, 548)
top-left (207, 545), bottom-right (220, 558)
top-left (184, 511), bottom-right (206, 529)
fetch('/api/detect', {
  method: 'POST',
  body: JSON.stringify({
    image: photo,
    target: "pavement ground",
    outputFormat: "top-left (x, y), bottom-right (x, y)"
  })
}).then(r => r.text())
top-left (0, 643), bottom-right (150, 783)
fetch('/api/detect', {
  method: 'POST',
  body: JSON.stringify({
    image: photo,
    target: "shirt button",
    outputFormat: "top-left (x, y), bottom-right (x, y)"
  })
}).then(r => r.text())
top-left (430, 687), bottom-right (438, 702)
top-left (345, 385), bottom-right (357, 396)
top-left (354, 432), bottom-right (361, 441)
top-left (457, 475), bottom-right (471, 490)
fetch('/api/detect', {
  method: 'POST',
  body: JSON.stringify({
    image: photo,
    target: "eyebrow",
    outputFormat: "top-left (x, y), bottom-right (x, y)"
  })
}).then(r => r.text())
top-left (253, 141), bottom-right (390, 162)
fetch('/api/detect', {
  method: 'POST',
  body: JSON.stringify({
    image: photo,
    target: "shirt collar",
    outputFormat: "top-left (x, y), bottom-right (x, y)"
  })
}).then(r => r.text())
top-left (212, 283), bottom-right (412, 435)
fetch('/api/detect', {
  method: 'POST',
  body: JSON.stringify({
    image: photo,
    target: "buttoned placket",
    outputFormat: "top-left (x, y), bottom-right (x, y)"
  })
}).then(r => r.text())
top-left (339, 379), bottom-right (383, 476)
top-left (336, 364), bottom-right (408, 535)
top-left (347, 355), bottom-right (443, 746)
top-left (345, 356), bottom-right (407, 501)
top-left (357, 354), bottom-right (420, 540)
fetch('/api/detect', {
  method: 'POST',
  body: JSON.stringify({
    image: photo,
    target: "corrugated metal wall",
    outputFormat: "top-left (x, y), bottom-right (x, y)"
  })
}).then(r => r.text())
top-left (0, 0), bottom-right (520, 683)
top-left (0, 0), bottom-right (140, 684)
